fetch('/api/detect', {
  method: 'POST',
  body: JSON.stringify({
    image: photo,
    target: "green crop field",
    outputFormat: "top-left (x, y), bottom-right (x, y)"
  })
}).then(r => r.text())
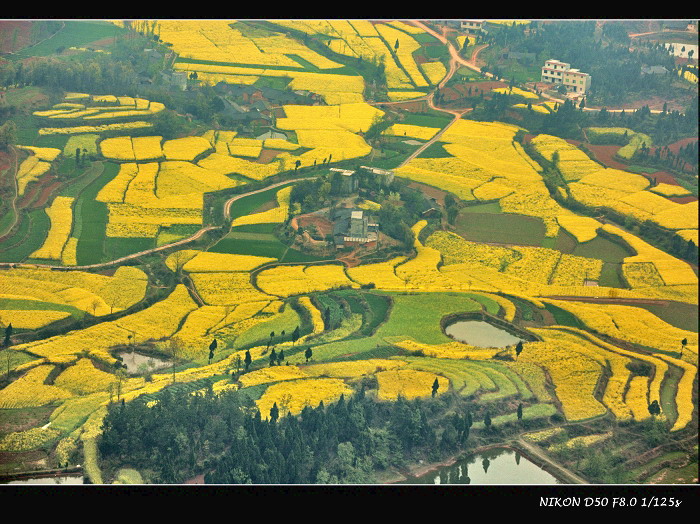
top-left (75, 162), bottom-right (119, 265)
top-left (0, 18), bottom-right (695, 487)
top-left (455, 210), bottom-right (547, 247)
top-left (12, 21), bottom-right (123, 59)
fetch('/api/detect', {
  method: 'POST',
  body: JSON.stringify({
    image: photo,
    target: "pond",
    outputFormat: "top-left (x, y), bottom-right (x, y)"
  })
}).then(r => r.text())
top-left (115, 350), bottom-right (171, 375)
top-left (445, 320), bottom-right (524, 348)
top-left (1, 475), bottom-right (84, 485)
top-left (401, 447), bottom-right (563, 485)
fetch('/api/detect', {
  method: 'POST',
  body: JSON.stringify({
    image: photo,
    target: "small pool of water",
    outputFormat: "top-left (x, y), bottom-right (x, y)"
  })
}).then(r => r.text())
top-left (445, 320), bottom-right (524, 348)
top-left (116, 350), bottom-right (171, 375)
top-left (2, 475), bottom-right (84, 485)
top-left (402, 447), bottom-right (562, 485)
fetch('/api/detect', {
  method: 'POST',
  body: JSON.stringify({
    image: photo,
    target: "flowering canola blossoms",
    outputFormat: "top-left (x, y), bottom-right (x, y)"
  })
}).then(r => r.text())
top-left (0, 266), bottom-right (148, 317)
top-left (30, 197), bottom-right (75, 260)
top-left (2, 20), bottom-right (697, 481)
top-left (531, 133), bottom-right (698, 239)
top-left (230, 186), bottom-right (293, 227)
top-left (396, 120), bottom-right (571, 235)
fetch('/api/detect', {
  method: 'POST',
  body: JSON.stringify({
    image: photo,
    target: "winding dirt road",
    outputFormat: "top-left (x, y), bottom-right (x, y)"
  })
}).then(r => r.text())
top-left (0, 176), bottom-right (320, 272)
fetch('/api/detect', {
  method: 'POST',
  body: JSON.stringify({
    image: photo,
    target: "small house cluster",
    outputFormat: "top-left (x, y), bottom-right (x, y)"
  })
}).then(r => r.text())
top-left (540, 59), bottom-right (592, 94)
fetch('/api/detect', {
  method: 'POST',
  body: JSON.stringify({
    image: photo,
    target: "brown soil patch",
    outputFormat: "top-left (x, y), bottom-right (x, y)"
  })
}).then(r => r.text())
top-left (589, 95), bottom-right (691, 113)
top-left (257, 148), bottom-right (285, 164)
top-left (0, 21), bottom-right (33, 53)
top-left (273, 107), bottom-right (286, 118)
top-left (0, 151), bottom-right (11, 172)
top-left (668, 195), bottom-right (698, 203)
top-left (463, 80), bottom-right (508, 93)
top-left (583, 143), bottom-right (694, 187)
top-left (296, 214), bottom-right (334, 239)
top-left (648, 171), bottom-right (692, 187)
top-left (392, 100), bottom-right (430, 112)
top-left (664, 137), bottom-right (697, 155)
top-left (250, 200), bottom-right (277, 214)
top-left (87, 37), bottom-right (116, 48)
top-left (16, 174), bottom-right (54, 208)
top-left (0, 450), bottom-right (48, 470)
top-left (18, 176), bottom-right (61, 209)
top-left (583, 143), bottom-right (628, 171)
top-left (408, 181), bottom-right (447, 206)
top-left (184, 473), bottom-right (205, 484)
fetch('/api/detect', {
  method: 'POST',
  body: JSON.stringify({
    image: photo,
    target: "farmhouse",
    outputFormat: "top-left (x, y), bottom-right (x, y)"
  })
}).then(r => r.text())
top-left (359, 165), bottom-right (395, 186)
top-left (540, 59), bottom-right (591, 94)
top-left (330, 168), bottom-right (359, 195)
top-left (461, 20), bottom-right (485, 35)
top-left (332, 208), bottom-right (379, 247)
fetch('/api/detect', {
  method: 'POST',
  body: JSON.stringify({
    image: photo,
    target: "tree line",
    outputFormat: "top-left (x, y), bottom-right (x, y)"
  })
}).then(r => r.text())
top-left (98, 384), bottom-right (494, 484)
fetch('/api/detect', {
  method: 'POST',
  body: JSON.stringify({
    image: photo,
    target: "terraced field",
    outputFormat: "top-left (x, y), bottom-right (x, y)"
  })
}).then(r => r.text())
top-left (0, 18), bottom-right (696, 486)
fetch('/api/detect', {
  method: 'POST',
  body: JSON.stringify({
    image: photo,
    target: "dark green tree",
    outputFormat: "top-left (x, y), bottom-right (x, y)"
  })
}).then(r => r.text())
top-left (517, 402), bottom-right (523, 422)
top-left (431, 377), bottom-right (439, 398)
top-left (484, 411), bottom-right (492, 431)
top-left (0, 121), bottom-right (17, 151)
top-left (515, 341), bottom-right (523, 360)
top-left (305, 346), bottom-right (313, 363)
top-left (323, 307), bottom-right (331, 330)
top-left (269, 348), bottom-right (277, 367)
top-left (648, 400), bottom-right (661, 418)
top-left (277, 349), bottom-right (285, 366)
top-left (3, 323), bottom-right (12, 347)
top-left (270, 402), bottom-right (279, 423)
top-left (291, 326), bottom-right (300, 345)
top-left (244, 350), bottom-right (252, 371)
top-left (208, 338), bottom-right (217, 364)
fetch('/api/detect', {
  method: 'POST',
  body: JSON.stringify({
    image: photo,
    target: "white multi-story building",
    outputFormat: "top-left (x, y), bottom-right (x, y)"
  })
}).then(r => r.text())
top-left (541, 59), bottom-right (591, 94)
top-left (460, 20), bottom-right (485, 34)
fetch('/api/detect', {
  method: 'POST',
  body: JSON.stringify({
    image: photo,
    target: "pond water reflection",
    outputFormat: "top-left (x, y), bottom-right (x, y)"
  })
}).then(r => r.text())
top-left (402, 447), bottom-right (562, 485)
top-left (116, 350), bottom-right (171, 375)
top-left (445, 320), bottom-right (524, 348)
top-left (2, 475), bottom-right (84, 485)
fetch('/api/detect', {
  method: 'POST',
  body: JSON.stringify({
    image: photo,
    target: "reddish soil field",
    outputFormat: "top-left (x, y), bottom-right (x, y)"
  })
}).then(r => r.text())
top-left (663, 137), bottom-right (698, 155)
top-left (389, 100), bottom-right (430, 112)
top-left (184, 474), bottom-right (206, 484)
top-left (0, 21), bottom-right (32, 53)
top-left (0, 150), bottom-right (11, 169)
top-left (582, 143), bottom-right (628, 171)
top-left (587, 96), bottom-right (690, 113)
top-left (583, 142), bottom-right (695, 189)
top-left (296, 214), bottom-right (334, 238)
top-left (19, 177), bottom-right (62, 209)
top-left (408, 181), bottom-right (447, 206)
top-left (439, 81), bottom-right (508, 104)
top-left (462, 80), bottom-right (508, 93)
top-left (87, 37), bottom-right (116, 48)
top-left (257, 148), bottom-right (285, 164)
top-left (16, 174), bottom-right (56, 208)
top-left (667, 195), bottom-right (698, 204)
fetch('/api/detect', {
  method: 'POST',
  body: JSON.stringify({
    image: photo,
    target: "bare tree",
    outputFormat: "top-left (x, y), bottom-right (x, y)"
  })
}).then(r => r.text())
top-left (169, 337), bottom-right (183, 383)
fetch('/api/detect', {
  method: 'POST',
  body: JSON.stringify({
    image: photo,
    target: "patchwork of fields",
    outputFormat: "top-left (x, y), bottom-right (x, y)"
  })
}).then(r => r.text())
top-left (0, 18), bottom-right (696, 485)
